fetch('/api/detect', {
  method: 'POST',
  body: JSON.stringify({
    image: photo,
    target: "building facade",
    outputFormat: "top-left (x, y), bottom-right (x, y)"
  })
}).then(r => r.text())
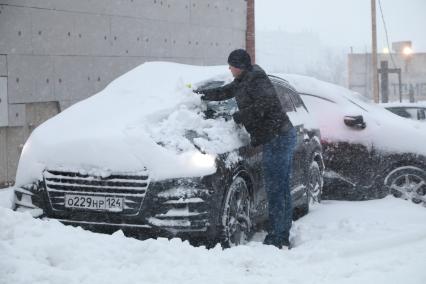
top-left (348, 52), bottom-right (426, 102)
top-left (0, 0), bottom-right (254, 187)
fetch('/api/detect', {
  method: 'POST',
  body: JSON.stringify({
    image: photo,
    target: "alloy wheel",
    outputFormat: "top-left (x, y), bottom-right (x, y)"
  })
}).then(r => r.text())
top-left (308, 161), bottom-right (322, 204)
top-left (385, 166), bottom-right (426, 205)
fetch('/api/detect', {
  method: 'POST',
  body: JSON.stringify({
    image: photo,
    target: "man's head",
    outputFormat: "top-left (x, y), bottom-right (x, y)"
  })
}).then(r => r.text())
top-left (227, 49), bottom-right (252, 78)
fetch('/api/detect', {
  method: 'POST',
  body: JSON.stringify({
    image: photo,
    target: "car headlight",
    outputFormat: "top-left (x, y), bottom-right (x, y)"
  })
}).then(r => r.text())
top-left (190, 152), bottom-right (216, 169)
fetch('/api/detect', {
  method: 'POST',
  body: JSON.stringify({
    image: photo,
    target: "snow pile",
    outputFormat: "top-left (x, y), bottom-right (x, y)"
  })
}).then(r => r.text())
top-left (1, 197), bottom-right (426, 284)
top-left (282, 74), bottom-right (426, 156)
top-left (15, 62), bottom-right (244, 186)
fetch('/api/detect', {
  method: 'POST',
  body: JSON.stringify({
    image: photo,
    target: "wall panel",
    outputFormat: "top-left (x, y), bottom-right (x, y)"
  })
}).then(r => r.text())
top-left (6, 126), bottom-right (28, 182)
top-left (0, 55), bottom-right (6, 76)
top-left (8, 103), bottom-right (25, 126)
top-left (0, 127), bottom-right (7, 185)
top-left (31, 9), bottom-right (75, 55)
top-left (0, 0), bottom-right (55, 9)
top-left (8, 55), bottom-right (54, 103)
top-left (110, 17), bottom-right (147, 56)
top-left (0, 5), bottom-right (33, 54)
top-left (0, 77), bottom-right (7, 126)
top-left (71, 13), bottom-right (111, 56)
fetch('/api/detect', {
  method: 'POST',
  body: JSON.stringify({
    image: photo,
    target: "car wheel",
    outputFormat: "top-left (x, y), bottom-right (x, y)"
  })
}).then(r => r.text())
top-left (221, 176), bottom-right (253, 247)
top-left (298, 160), bottom-right (323, 217)
top-left (308, 161), bottom-right (323, 204)
top-left (384, 166), bottom-right (426, 205)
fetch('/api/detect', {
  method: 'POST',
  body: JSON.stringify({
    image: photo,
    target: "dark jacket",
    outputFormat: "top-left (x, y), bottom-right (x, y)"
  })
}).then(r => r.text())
top-left (200, 65), bottom-right (293, 147)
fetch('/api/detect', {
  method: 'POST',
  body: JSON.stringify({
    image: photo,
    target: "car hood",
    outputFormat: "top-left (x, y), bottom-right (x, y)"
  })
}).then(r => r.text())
top-left (15, 62), bottom-right (244, 186)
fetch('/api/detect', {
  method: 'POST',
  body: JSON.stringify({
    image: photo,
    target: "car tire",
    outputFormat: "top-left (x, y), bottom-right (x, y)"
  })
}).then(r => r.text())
top-left (384, 166), bottom-right (426, 206)
top-left (220, 176), bottom-right (253, 247)
top-left (298, 160), bottom-right (323, 217)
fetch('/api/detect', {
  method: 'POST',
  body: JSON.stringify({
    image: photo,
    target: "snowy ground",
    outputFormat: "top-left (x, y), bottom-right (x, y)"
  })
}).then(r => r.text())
top-left (1, 187), bottom-right (426, 284)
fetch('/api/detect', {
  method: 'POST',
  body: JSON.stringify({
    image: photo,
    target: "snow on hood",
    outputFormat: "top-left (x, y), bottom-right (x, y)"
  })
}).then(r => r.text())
top-left (15, 62), bottom-right (244, 186)
top-left (280, 74), bottom-right (426, 156)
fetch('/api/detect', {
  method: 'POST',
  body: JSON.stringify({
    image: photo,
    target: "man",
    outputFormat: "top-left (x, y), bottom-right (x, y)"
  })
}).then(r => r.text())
top-left (194, 49), bottom-right (297, 249)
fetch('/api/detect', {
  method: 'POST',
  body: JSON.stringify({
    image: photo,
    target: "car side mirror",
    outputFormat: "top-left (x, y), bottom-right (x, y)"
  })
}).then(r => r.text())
top-left (344, 115), bottom-right (366, 129)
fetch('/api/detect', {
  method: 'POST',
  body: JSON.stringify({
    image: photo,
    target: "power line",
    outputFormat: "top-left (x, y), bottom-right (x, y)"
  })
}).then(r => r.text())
top-left (378, 0), bottom-right (398, 68)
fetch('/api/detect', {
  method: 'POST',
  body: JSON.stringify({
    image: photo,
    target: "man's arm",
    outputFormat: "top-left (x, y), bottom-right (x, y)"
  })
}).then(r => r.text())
top-left (196, 81), bottom-right (237, 101)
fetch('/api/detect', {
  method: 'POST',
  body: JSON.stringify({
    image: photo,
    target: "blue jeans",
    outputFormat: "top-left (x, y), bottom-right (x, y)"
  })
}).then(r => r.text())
top-left (262, 127), bottom-right (297, 248)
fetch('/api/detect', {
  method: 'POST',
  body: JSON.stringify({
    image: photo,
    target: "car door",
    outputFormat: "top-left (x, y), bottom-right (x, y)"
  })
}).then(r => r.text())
top-left (301, 94), bottom-right (379, 198)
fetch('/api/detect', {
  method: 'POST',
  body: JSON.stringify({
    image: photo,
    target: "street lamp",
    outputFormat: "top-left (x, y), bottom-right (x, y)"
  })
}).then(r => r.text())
top-left (402, 46), bottom-right (413, 57)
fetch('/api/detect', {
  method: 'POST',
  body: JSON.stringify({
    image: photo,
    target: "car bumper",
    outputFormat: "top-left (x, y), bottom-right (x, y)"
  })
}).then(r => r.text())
top-left (13, 177), bottom-right (218, 237)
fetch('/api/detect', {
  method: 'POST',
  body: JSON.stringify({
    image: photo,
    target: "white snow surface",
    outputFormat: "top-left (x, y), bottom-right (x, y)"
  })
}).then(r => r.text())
top-left (1, 192), bottom-right (426, 284)
top-left (15, 62), bottom-right (242, 186)
top-left (0, 187), bottom-right (13, 209)
top-left (281, 74), bottom-right (426, 156)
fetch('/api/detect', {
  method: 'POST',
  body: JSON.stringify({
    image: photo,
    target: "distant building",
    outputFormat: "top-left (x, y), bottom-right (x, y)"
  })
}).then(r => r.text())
top-left (0, 0), bottom-right (255, 187)
top-left (348, 44), bottom-right (426, 102)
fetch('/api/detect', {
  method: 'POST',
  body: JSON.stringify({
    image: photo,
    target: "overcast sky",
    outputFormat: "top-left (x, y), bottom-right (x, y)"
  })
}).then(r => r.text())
top-left (256, 0), bottom-right (426, 53)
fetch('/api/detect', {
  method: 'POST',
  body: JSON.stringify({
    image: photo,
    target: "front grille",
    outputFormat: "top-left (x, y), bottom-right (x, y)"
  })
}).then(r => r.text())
top-left (43, 169), bottom-right (149, 215)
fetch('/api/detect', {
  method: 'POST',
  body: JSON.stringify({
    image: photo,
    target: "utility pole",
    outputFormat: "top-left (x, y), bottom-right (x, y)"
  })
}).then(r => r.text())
top-left (378, 60), bottom-right (402, 103)
top-left (371, 0), bottom-right (379, 103)
top-left (379, 61), bottom-right (389, 103)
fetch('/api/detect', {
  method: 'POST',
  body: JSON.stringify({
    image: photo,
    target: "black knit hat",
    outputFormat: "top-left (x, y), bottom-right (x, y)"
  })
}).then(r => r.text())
top-left (227, 49), bottom-right (252, 70)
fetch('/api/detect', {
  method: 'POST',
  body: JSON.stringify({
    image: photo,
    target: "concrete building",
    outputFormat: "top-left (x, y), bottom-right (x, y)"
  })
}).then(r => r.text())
top-left (348, 51), bottom-right (426, 102)
top-left (0, 0), bottom-right (255, 187)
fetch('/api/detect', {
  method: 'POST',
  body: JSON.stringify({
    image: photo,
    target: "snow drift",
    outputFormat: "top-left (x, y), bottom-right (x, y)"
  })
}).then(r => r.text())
top-left (1, 192), bottom-right (426, 284)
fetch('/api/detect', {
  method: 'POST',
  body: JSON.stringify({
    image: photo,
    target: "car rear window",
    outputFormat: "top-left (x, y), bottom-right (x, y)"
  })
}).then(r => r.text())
top-left (273, 83), bottom-right (296, 112)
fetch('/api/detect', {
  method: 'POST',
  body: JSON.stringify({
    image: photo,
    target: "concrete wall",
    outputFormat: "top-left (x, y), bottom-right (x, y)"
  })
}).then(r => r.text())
top-left (0, 0), bottom-right (248, 187)
top-left (348, 53), bottom-right (426, 102)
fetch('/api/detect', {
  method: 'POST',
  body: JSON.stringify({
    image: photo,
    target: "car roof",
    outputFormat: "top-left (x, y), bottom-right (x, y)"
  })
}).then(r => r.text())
top-left (380, 102), bottom-right (426, 109)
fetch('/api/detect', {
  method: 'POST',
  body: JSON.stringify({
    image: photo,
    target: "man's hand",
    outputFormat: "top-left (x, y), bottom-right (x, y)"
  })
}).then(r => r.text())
top-left (193, 88), bottom-right (205, 95)
top-left (193, 89), bottom-right (209, 101)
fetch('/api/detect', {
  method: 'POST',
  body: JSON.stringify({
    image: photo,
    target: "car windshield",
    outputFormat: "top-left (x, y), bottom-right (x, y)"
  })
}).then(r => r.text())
top-left (175, 80), bottom-right (241, 152)
top-left (197, 80), bottom-right (238, 119)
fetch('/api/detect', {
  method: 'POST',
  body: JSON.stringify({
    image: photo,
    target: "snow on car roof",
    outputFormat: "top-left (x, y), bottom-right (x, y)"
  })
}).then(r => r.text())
top-left (275, 73), bottom-right (426, 157)
top-left (15, 62), bottom-right (243, 186)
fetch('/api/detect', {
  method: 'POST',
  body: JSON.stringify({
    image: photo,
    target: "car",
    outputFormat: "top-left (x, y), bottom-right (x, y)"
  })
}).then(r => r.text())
top-left (12, 62), bottom-right (323, 247)
top-left (279, 74), bottom-right (426, 206)
top-left (381, 102), bottom-right (426, 122)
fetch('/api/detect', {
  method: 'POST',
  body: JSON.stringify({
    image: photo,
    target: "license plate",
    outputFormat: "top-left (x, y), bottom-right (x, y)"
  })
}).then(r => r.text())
top-left (64, 194), bottom-right (123, 212)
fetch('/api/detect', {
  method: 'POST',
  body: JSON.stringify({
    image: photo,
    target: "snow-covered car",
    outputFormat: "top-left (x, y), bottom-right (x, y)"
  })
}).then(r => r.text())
top-left (12, 62), bottom-right (323, 246)
top-left (282, 74), bottom-right (426, 205)
top-left (381, 102), bottom-right (426, 122)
